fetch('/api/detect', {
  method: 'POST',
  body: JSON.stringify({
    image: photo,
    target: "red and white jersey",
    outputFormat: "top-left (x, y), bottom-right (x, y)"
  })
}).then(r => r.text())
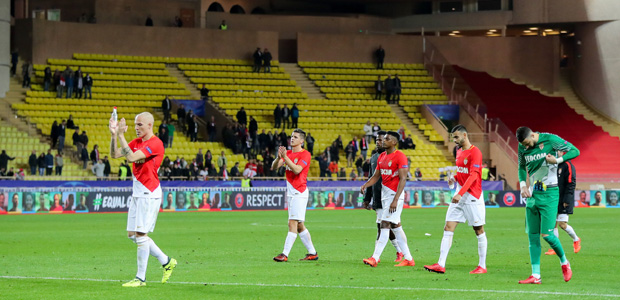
top-left (128, 136), bottom-right (164, 198)
top-left (284, 149), bottom-right (311, 194)
top-left (455, 145), bottom-right (482, 198)
top-left (376, 150), bottom-right (408, 193)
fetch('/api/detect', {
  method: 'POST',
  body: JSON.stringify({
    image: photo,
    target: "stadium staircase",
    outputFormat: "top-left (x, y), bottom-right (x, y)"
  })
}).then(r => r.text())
top-left (300, 61), bottom-right (454, 179)
top-left (455, 66), bottom-right (620, 182)
top-left (279, 63), bottom-right (325, 99)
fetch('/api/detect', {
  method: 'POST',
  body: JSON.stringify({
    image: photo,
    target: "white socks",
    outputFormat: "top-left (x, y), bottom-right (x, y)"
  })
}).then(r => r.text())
top-left (282, 232), bottom-right (297, 257)
top-left (562, 225), bottom-right (579, 242)
top-left (135, 236), bottom-right (150, 281)
top-left (390, 239), bottom-right (402, 253)
top-left (477, 232), bottom-right (487, 269)
top-left (437, 231), bottom-right (454, 267)
top-left (372, 228), bottom-right (390, 260)
top-left (299, 229), bottom-right (317, 255)
top-left (391, 227), bottom-right (413, 260)
top-left (148, 237), bottom-right (169, 265)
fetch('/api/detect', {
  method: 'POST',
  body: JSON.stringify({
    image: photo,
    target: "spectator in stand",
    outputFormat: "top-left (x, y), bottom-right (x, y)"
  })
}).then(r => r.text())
top-left (5, 167), bottom-right (14, 178)
top-left (55, 151), bottom-right (63, 176)
top-left (51, 121), bottom-right (59, 149)
top-left (22, 61), bottom-right (32, 88)
top-left (359, 135), bottom-right (369, 158)
top-left (217, 151), bottom-right (227, 170)
top-left (145, 15), bottom-right (153, 26)
top-left (252, 47), bottom-right (262, 72)
top-left (282, 104), bottom-right (290, 129)
top-left (349, 169), bottom-right (358, 181)
top-left (92, 159), bottom-right (105, 180)
top-left (186, 111), bottom-right (195, 139)
top-left (10, 49), bottom-right (18, 77)
top-left (393, 74), bottom-right (402, 103)
top-left (66, 115), bottom-right (75, 129)
top-left (262, 48), bottom-right (272, 73)
top-left (249, 116), bottom-right (258, 142)
top-left (37, 152), bottom-right (46, 175)
top-left (162, 96), bottom-right (171, 123)
top-left (45, 150), bottom-right (54, 176)
top-left (103, 156), bottom-right (111, 178)
top-left (219, 20), bottom-right (227, 30)
top-left (355, 155), bottom-right (364, 177)
top-left (362, 157), bottom-right (371, 178)
top-left (57, 120), bottom-right (66, 151)
top-left (80, 131), bottom-right (89, 149)
top-left (375, 45), bottom-right (385, 69)
top-left (0, 150), bottom-right (15, 172)
top-left (72, 128), bottom-right (82, 158)
top-left (230, 162), bottom-right (240, 178)
top-left (80, 146), bottom-right (89, 169)
top-left (84, 73), bottom-right (93, 99)
top-left (219, 163), bottom-right (229, 181)
top-left (204, 150), bottom-right (213, 170)
top-left (306, 132), bottom-right (315, 155)
top-left (236, 107), bottom-right (247, 126)
top-left (56, 74), bottom-right (65, 98)
top-left (90, 144), bottom-right (100, 164)
top-left (345, 141), bottom-right (354, 168)
top-left (414, 167), bottom-right (423, 181)
top-left (159, 127), bottom-right (169, 148)
top-left (44, 66), bottom-right (52, 91)
top-left (198, 166), bottom-right (208, 181)
top-left (291, 103), bottom-right (299, 128)
top-left (75, 72), bottom-right (84, 98)
top-left (28, 150), bottom-right (37, 175)
top-left (372, 122), bottom-right (381, 142)
top-left (243, 159), bottom-right (258, 178)
top-left (339, 167), bottom-right (347, 181)
top-left (315, 152), bottom-right (329, 178)
top-left (159, 120), bottom-right (167, 141)
top-left (374, 76), bottom-right (383, 100)
top-left (15, 168), bottom-right (25, 180)
top-left (273, 104), bottom-right (282, 128)
top-left (258, 129), bottom-right (268, 150)
top-left (334, 135), bottom-right (344, 150)
top-left (66, 73), bottom-right (74, 98)
top-left (200, 84), bottom-right (209, 101)
top-left (328, 160), bottom-right (338, 180)
top-left (329, 142), bottom-right (339, 163)
top-left (167, 121), bottom-right (175, 147)
top-left (363, 120), bottom-right (373, 143)
top-left (384, 74), bottom-right (394, 104)
top-left (177, 104), bottom-right (186, 133)
top-left (397, 126), bottom-right (406, 148)
top-left (404, 134), bottom-right (416, 150)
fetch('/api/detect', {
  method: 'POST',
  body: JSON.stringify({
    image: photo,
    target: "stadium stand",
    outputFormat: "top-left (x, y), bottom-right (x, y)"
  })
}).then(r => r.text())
top-left (455, 66), bottom-right (620, 180)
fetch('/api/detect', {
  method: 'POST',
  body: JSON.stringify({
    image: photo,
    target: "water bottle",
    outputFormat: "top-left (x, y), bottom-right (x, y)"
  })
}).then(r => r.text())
top-left (112, 106), bottom-right (118, 122)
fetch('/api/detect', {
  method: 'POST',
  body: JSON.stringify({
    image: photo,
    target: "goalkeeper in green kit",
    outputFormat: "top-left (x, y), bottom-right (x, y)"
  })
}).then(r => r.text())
top-left (516, 127), bottom-right (579, 284)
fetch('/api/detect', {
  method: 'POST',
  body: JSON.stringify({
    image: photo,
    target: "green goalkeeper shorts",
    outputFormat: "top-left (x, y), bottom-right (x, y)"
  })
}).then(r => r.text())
top-left (525, 187), bottom-right (559, 235)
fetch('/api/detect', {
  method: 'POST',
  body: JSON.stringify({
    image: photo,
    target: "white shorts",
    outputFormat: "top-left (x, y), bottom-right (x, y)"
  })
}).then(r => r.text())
top-left (287, 189), bottom-right (309, 222)
top-left (445, 192), bottom-right (485, 227)
top-left (375, 208), bottom-right (383, 224)
top-left (380, 191), bottom-right (405, 224)
top-left (127, 196), bottom-right (162, 233)
top-left (556, 214), bottom-right (569, 222)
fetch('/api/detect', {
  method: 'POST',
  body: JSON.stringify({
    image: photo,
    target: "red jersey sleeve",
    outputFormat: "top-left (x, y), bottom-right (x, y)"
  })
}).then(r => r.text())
top-left (299, 151), bottom-right (311, 171)
top-left (397, 151), bottom-right (409, 170)
top-left (469, 148), bottom-right (482, 175)
top-left (139, 137), bottom-right (164, 159)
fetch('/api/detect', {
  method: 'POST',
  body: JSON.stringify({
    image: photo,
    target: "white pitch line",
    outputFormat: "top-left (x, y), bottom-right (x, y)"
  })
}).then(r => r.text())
top-left (1, 275), bottom-right (619, 298)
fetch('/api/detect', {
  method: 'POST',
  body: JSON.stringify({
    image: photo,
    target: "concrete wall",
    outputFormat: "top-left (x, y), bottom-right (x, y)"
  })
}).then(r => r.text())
top-left (392, 10), bottom-right (513, 32)
top-left (15, 19), bottom-right (279, 64)
top-left (427, 36), bottom-right (560, 93)
top-left (95, 0), bottom-right (201, 27)
top-left (28, 0), bottom-right (96, 22)
top-left (572, 21), bottom-right (620, 122)
top-left (297, 33), bottom-right (423, 64)
top-left (512, 0), bottom-right (619, 24)
top-left (490, 143), bottom-right (518, 189)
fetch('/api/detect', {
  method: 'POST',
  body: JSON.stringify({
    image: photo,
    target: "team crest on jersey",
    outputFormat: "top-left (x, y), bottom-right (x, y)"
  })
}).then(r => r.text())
top-left (388, 160), bottom-right (392, 167)
top-left (463, 158), bottom-right (468, 165)
top-left (539, 143), bottom-right (544, 150)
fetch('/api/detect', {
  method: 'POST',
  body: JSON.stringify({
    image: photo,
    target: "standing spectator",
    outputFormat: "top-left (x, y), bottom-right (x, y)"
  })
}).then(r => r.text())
top-left (207, 116), bottom-right (216, 142)
top-left (159, 127), bottom-right (169, 148)
top-left (330, 142), bottom-right (340, 163)
top-left (374, 76), bottom-right (383, 99)
top-left (359, 136), bottom-right (369, 158)
top-left (28, 150), bottom-right (37, 175)
top-left (393, 74), bottom-right (402, 103)
top-left (56, 74), bottom-right (65, 98)
top-left (167, 121), bottom-right (175, 147)
top-left (55, 151), bottom-right (63, 176)
top-left (362, 157), bottom-right (371, 178)
top-left (315, 152), bottom-right (329, 178)
top-left (349, 138), bottom-right (359, 166)
top-left (414, 167), bottom-right (423, 181)
top-left (75, 73), bottom-right (84, 98)
top-left (159, 120), bottom-right (167, 139)
top-left (291, 103), bottom-right (299, 128)
top-left (217, 151), bottom-right (227, 170)
top-left (66, 114), bottom-right (75, 129)
top-left (177, 104), bottom-right (186, 133)
top-left (219, 20), bottom-right (227, 30)
top-left (10, 49), bottom-right (18, 77)
top-left (249, 116), bottom-right (258, 142)
top-left (80, 146), bottom-right (89, 169)
top-left (44, 66), bottom-right (52, 91)
top-left (57, 120), bottom-right (66, 151)
top-left (145, 15), bottom-right (153, 26)
top-left (37, 152), bottom-right (46, 176)
top-left (196, 149), bottom-right (204, 168)
top-left (92, 159), bottom-right (105, 180)
top-left (252, 47), bottom-right (262, 72)
top-left (22, 61), bottom-right (32, 88)
top-left (103, 156), bottom-right (111, 178)
top-left (375, 45), bottom-right (385, 69)
top-left (0, 150), bottom-right (15, 171)
top-left (174, 16), bottom-right (183, 27)
top-left (262, 48), bottom-right (272, 73)
top-left (363, 120), bottom-right (373, 144)
top-left (190, 116), bottom-right (198, 142)
top-left (236, 107), bottom-right (247, 125)
top-left (90, 144), bottom-right (99, 164)
top-left (372, 122), bottom-right (381, 142)
top-left (200, 84), bottom-right (209, 100)
top-left (50, 121), bottom-right (59, 149)
top-left (397, 126), bottom-right (406, 148)
top-left (82, 130), bottom-right (89, 149)
top-left (162, 96), bottom-right (171, 123)
top-left (203, 150), bottom-right (212, 170)
top-left (384, 74), bottom-right (394, 103)
top-left (186, 110), bottom-right (195, 138)
top-left (355, 155), bottom-right (364, 177)
top-left (306, 132), bottom-right (315, 155)
top-left (282, 104), bottom-right (290, 129)
top-left (84, 73), bottom-right (93, 99)
top-left (344, 142), bottom-right (354, 167)
top-left (273, 104), bottom-right (282, 128)
top-left (258, 129), bottom-right (269, 150)
top-left (72, 128), bottom-right (82, 158)
top-left (334, 135), bottom-right (344, 150)
top-left (45, 150), bottom-right (54, 176)
top-left (66, 73), bottom-right (74, 98)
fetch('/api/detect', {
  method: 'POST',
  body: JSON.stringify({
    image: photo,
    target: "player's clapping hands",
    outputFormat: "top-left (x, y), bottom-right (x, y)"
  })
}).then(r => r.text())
top-left (278, 146), bottom-right (287, 159)
top-left (117, 118), bottom-right (128, 135)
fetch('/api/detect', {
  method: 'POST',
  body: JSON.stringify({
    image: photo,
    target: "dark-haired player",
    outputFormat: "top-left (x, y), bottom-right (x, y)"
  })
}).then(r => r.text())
top-left (360, 131), bottom-right (414, 267)
top-left (272, 129), bottom-right (318, 262)
top-left (424, 125), bottom-right (487, 274)
top-left (516, 126), bottom-right (579, 284)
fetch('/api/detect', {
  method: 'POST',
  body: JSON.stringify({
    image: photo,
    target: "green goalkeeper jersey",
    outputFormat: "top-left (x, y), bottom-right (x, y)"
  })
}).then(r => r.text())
top-left (518, 132), bottom-right (580, 186)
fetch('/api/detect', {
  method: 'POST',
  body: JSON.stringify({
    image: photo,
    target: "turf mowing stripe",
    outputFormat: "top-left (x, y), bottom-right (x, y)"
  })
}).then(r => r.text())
top-left (2, 275), bottom-right (619, 298)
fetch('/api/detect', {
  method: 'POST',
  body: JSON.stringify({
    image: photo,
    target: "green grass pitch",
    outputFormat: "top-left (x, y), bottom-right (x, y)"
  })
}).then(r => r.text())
top-left (1, 208), bottom-right (619, 299)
